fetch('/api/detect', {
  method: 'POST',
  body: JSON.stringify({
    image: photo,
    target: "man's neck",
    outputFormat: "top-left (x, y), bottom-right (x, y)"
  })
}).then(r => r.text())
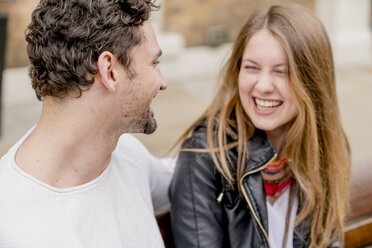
top-left (14, 99), bottom-right (121, 189)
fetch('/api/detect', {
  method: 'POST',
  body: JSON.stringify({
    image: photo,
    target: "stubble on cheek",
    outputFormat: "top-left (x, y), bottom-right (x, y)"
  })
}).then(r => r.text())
top-left (122, 89), bottom-right (159, 134)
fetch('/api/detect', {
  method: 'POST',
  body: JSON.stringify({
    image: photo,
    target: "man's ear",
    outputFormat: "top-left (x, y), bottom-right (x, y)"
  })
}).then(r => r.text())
top-left (97, 51), bottom-right (118, 93)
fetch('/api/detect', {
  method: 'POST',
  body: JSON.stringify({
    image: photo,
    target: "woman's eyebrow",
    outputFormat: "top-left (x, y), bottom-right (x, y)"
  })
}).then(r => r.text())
top-left (241, 58), bottom-right (259, 65)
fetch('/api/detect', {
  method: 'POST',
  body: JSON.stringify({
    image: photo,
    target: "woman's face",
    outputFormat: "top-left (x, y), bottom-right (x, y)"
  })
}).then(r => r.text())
top-left (238, 29), bottom-right (298, 141)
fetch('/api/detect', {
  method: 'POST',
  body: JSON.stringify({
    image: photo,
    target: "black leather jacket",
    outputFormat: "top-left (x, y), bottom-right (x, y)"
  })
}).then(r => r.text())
top-left (170, 123), bottom-right (311, 248)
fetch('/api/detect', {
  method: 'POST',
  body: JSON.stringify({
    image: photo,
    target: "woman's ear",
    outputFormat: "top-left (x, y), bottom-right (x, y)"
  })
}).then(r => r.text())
top-left (97, 51), bottom-right (118, 93)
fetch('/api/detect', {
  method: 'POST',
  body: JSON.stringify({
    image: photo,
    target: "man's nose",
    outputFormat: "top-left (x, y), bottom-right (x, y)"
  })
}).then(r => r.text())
top-left (159, 71), bottom-right (167, 90)
top-left (160, 82), bottom-right (167, 90)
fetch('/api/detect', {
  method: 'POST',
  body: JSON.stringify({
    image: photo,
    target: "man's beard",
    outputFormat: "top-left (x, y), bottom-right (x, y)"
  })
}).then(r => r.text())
top-left (142, 108), bottom-right (157, 134)
top-left (118, 103), bottom-right (157, 135)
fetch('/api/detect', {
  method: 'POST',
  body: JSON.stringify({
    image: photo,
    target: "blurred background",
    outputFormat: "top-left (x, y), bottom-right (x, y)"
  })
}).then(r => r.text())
top-left (0, 0), bottom-right (371, 167)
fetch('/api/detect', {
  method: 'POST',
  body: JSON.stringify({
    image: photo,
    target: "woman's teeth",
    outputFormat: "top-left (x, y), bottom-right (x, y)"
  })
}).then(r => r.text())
top-left (255, 98), bottom-right (282, 109)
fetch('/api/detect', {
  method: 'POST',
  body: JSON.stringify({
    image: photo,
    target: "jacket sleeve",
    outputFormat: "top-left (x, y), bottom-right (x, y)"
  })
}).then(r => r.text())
top-left (169, 135), bottom-right (227, 248)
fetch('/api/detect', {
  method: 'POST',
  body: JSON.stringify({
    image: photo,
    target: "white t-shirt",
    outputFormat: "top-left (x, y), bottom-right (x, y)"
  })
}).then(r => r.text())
top-left (0, 129), bottom-right (174, 248)
top-left (267, 188), bottom-right (298, 248)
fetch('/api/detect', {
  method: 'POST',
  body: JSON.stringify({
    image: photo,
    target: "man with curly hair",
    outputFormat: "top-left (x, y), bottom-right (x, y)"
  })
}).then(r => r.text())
top-left (0, 0), bottom-right (172, 247)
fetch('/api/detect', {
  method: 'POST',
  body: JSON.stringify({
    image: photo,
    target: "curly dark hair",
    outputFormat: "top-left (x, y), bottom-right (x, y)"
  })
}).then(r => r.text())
top-left (26, 0), bottom-right (157, 100)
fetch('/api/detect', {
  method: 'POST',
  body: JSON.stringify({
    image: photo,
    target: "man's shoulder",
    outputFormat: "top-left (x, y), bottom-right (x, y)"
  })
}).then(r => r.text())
top-left (0, 151), bottom-right (10, 177)
top-left (0, 139), bottom-right (18, 174)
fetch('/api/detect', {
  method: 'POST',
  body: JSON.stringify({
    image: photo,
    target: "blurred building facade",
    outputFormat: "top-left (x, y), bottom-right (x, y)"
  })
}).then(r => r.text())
top-left (0, 0), bottom-right (39, 68)
top-left (163, 0), bottom-right (314, 46)
top-left (0, 0), bottom-right (371, 67)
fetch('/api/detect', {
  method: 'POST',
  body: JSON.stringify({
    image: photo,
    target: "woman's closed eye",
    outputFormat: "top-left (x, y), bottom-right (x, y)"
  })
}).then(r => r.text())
top-left (244, 65), bottom-right (260, 71)
top-left (273, 69), bottom-right (288, 76)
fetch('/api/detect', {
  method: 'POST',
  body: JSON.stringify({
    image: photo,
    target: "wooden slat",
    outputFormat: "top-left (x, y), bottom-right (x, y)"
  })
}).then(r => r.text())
top-left (344, 216), bottom-right (372, 248)
top-left (343, 159), bottom-right (372, 247)
top-left (345, 159), bottom-right (372, 222)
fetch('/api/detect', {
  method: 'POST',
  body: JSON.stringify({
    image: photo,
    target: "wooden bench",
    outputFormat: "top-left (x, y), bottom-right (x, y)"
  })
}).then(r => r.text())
top-left (344, 159), bottom-right (372, 248)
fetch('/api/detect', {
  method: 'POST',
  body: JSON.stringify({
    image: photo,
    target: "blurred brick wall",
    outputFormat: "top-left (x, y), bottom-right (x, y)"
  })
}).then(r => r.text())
top-left (0, 0), bottom-right (39, 68)
top-left (164, 0), bottom-right (315, 46)
top-left (1, 0), bottom-right (314, 68)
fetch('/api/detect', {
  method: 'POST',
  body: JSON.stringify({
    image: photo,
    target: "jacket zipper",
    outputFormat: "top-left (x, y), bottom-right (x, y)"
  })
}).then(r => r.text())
top-left (240, 153), bottom-right (277, 248)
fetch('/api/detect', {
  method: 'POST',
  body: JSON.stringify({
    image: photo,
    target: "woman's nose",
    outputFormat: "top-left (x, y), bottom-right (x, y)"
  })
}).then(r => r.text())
top-left (255, 73), bottom-right (274, 93)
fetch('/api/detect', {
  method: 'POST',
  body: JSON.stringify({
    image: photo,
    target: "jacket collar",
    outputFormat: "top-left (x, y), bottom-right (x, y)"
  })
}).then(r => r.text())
top-left (228, 129), bottom-right (277, 174)
top-left (193, 120), bottom-right (276, 174)
top-left (244, 130), bottom-right (277, 173)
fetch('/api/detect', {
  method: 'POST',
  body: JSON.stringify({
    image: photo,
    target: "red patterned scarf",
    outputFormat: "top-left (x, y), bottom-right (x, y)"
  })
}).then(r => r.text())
top-left (262, 157), bottom-right (292, 196)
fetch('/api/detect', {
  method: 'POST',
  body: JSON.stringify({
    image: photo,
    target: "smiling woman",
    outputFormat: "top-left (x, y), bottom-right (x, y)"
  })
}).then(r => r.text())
top-left (169, 2), bottom-right (351, 248)
top-left (238, 29), bottom-right (298, 154)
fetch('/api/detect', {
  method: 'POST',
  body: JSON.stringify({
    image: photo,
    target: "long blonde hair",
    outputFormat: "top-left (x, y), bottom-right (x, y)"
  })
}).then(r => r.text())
top-left (176, 3), bottom-right (350, 247)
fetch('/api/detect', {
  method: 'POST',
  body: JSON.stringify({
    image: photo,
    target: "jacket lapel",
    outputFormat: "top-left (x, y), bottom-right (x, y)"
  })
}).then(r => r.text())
top-left (239, 132), bottom-right (276, 246)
